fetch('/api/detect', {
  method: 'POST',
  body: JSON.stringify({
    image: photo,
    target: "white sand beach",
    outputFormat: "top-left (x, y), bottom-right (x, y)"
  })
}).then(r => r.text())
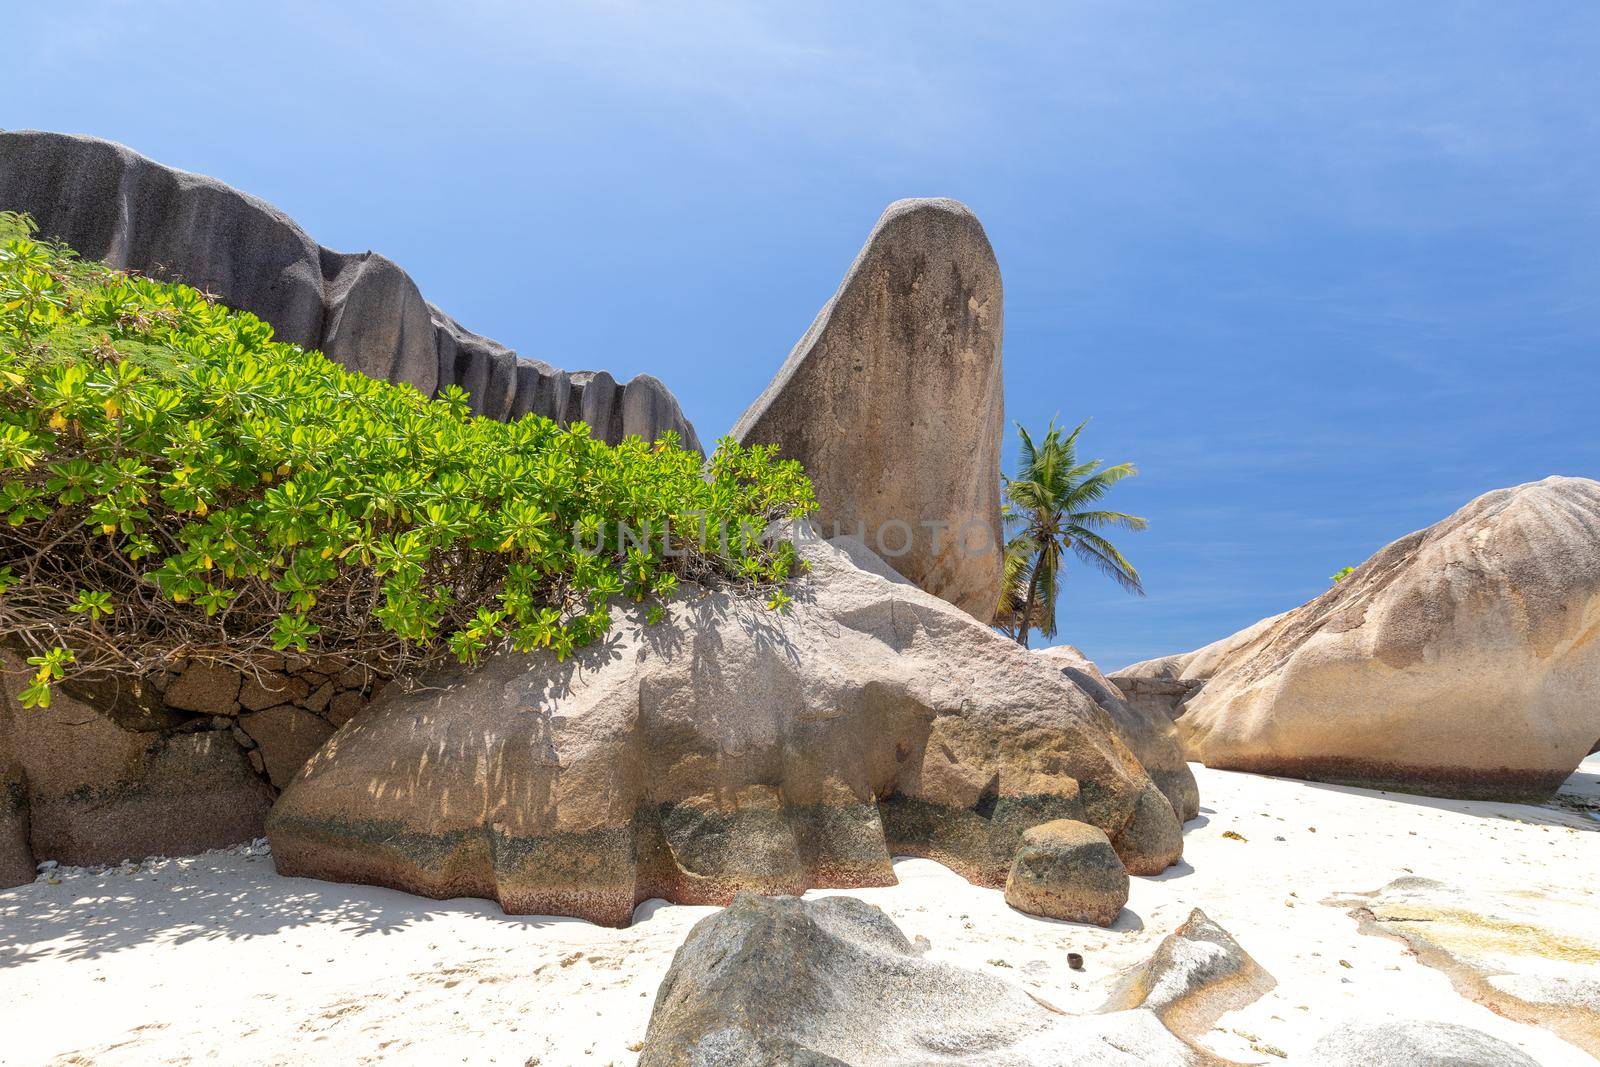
top-left (3, 758), bottom-right (1597, 1067)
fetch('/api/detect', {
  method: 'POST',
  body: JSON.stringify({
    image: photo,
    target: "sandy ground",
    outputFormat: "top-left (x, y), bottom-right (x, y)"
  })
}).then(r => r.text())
top-left (2, 758), bottom-right (1597, 1067)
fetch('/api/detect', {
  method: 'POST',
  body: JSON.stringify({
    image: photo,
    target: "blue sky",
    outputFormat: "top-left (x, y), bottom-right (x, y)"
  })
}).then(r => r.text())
top-left (8, 2), bottom-right (1598, 667)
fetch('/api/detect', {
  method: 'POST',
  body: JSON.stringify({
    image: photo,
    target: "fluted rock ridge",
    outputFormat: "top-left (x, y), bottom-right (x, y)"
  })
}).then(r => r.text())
top-left (0, 130), bottom-right (700, 449)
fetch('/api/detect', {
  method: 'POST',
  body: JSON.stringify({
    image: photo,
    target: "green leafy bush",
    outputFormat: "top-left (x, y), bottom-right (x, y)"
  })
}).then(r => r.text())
top-left (0, 212), bottom-right (815, 707)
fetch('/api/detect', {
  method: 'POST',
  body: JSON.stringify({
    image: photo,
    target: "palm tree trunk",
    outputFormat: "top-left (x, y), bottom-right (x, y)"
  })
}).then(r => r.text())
top-left (1015, 566), bottom-right (1039, 649)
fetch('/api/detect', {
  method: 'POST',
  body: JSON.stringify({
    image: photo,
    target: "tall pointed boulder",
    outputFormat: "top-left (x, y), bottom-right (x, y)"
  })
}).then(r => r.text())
top-left (732, 199), bottom-right (1005, 621)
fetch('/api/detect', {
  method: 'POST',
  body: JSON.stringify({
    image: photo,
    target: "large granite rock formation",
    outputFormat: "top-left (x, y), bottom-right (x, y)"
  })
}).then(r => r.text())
top-left (1117, 477), bottom-right (1600, 798)
top-left (0, 667), bottom-right (273, 880)
top-left (267, 532), bottom-right (1183, 926)
top-left (0, 130), bottom-right (699, 449)
top-left (0, 646), bottom-right (384, 887)
top-left (731, 198), bottom-right (1004, 621)
top-left (638, 892), bottom-right (1266, 1066)
top-left (1036, 644), bottom-right (1198, 822)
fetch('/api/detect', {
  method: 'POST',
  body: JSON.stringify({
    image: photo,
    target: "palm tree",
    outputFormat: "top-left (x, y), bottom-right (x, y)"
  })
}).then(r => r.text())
top-left (996, 420), bottom-right (1146, 648)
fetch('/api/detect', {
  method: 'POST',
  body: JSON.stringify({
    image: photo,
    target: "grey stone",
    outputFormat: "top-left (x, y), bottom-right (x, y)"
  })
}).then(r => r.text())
top-left (732, 198), bottom-right (1004, 621)
top-left (325, 689), bottom-right (366, 728)
top-left (640, 892), bottom-right (1229, 1066)
top-left (301, 681), bottom-right (334, 715)
top-left (1112, 782), bottom-right (1185, 877)
top-left (0, 655), bottom-right (272, 867)
top-left (1103, 671), bottom-right (1205, 723)
top-left (0, 712), bottom-right (31, 888)
top-left (1103, 907), bottom-right (1276, 1039)
top-left (237, 671), bottom-right (308, 713)
top-left (1003, 819), bottom-right (1129, 926)
top-left (335, 664), bottom-right (377, 690)
top-left (0, 130), bottom-right (700, 450)
top-left (1309, 1020), bottom-right (1540, 1067)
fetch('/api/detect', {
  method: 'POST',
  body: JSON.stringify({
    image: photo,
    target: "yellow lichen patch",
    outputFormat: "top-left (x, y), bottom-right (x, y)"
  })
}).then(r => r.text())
top-left (1372, 902), bottom-right (1600, 966)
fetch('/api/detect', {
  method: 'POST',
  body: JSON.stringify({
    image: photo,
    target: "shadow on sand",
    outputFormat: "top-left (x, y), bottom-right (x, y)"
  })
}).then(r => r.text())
top-left (0, 855), bottom-right (586, 966)
top-left (1238, 759), bottom-right (1600, 833)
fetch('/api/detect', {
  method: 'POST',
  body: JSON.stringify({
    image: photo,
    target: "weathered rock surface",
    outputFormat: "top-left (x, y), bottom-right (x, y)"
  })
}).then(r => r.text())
top-left (0, 130), bottom-right (700, 449)
top-left (1114, 612), bottom-right (1288, 704)
top-left (1118, 477), bottom-right (1600, 798)
top-left (0, 642), bottom-right (377, 883)
top-left (267, 532), bottom-right (1182, 925)
top-left (1102, 907), bottom-right (1275, 1039)
top-left (0, 664), bottom-right (273, 875)
top-left (0, 709), bottom-right (31, 887)
top-left (238, 705), bottom-right (336, 790)
top-left (162, 661), bottom-right (242, 715)
top-left (238, 670), bottom-right (311, 713)
top-left (1002, 819), bottom-right (1128, 926)
top-left (732, 198), bottom-right (1004, 621)
top-left (1036, 645), bottom-right (1199, 822)
top-left (1337, 876), bottom-right (1600, 1057)
top-left (1308, 1020), bottom-right (1541, 1067)
top-left (1103, 671), bottom-right (1204, 724)
top-left (639, 892), bottom-right (1235, 1067)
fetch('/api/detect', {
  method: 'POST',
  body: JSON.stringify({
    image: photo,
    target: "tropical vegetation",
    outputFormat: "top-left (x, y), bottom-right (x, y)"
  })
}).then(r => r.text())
top-left (995, 420), bottom-right (1146, 647)
top-left (0, 212), bottom-right (815, 708)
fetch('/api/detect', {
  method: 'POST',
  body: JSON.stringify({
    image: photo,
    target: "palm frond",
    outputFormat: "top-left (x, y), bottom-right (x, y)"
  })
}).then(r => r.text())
top-left (1068, 509), bottom-right (1148, 532)
top-left (999, 533), bottom-right (1036, 602)
top-left (1014, 422), bottom-right (1040, 477)
top-left (1068, 528), bottom-right (1146, 596)
top-left (1064, 463), bottom-right (1136, 508)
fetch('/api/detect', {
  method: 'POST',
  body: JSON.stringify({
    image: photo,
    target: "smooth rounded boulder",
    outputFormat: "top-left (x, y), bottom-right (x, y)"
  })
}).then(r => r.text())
top-left (267, 532), bottom-right (1183, 926)
top-left (731, 198), bottom-right (1005, 621)
top-left (1003, 819), bottom-right (1129, 926)
top-left (1118, 476), bottom-right (1600, 798)
top-left (1309, 1020), bottom-right (1540, 1067)
top-left (639, 892), bottom-right (1235, 1067)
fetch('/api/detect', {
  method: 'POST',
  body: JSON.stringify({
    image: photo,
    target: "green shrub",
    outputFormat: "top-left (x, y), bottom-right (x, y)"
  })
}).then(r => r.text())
top-left (0, 212), bottom-right (815, 708)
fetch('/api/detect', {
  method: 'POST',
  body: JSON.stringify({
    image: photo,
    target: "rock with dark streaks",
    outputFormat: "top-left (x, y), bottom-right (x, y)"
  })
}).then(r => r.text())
top-left (267, 531), bottom-right (1183, 926)
top-left (0, 129), bottom-right (700, 449)
top-left (1036, 645), bottom-right (1198, 822)
top-left (732, 198), bottom-right (1004, 620)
